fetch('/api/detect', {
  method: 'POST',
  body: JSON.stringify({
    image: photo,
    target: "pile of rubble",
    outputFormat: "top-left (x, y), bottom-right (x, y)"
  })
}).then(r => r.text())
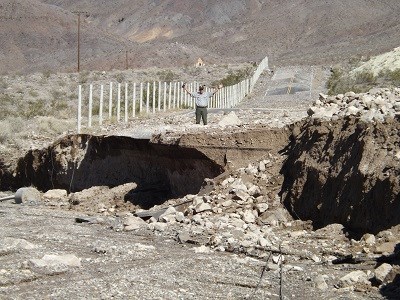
top-left (139, 154), bottom-right (288, 251)
top-left (108, 153), bottom-right (399, 295)
top-left (308, 88), bottom-right (400, 122)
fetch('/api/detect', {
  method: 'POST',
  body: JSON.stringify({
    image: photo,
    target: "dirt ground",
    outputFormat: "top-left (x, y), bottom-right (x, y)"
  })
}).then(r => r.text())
top-left (1, 66), bottom-right (400, 299)
top-left (1, 117), bottom-right (400, 299)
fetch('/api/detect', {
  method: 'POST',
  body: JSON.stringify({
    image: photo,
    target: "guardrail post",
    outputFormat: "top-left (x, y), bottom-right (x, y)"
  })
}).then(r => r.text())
top-left (132, 82), bottom-right (136, 117)
top-left (140, 82), bottom-right (143, 113)
top-left (77, 85), bottom-right (82, 133)
top-left (173, 82), bottom-right (176, 109)
top-left (163, 82), bottom-right (167, 112)
top-left (146, 82), bottom-right (150, 113)
top-left (177, 81), bottom-right (181, 109)
top-left (108, 82), bottom-right (113, 119)
top-left (152, 81), bottom-right (156, 113)
top-left (124, 83), bottom-right (128, 122)
top-left (99, 84), bottom-right (103, 125)
top-left (168, 82), bottom-right (172, 109)
top-left (117, 83), bottom-right (121, 122)
top-left (88, 84), bottom-right (93, 127)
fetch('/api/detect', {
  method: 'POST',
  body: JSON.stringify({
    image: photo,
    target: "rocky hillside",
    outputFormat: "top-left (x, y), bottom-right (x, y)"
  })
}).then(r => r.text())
top-left (2, 0), bottom-right (400, 74)
top-left (0, 0), bottom-right (128, 74)
top-left (352, 47), bottom-right (400, 76)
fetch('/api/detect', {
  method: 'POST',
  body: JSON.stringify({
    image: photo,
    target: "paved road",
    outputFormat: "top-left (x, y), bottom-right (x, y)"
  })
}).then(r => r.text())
top-left (236, 65), bottom-right (328, 111)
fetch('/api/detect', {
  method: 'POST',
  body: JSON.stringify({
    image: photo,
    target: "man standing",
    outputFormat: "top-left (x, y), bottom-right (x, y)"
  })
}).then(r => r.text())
top-left (182, 83), bottom-right (222, 125)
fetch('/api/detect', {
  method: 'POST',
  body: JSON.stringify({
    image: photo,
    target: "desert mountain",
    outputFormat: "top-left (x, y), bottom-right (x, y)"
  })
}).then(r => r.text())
top-left (2, 0), bottom-right (400, 74)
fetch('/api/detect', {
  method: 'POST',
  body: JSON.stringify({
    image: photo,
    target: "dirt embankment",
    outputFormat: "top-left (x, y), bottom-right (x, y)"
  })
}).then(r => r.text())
top-left (281, 116), bottom-right (400, 234)
top-left (1, 112), bottom-right (400, 236)
top-left (5, 134), bottom-right (224, 207)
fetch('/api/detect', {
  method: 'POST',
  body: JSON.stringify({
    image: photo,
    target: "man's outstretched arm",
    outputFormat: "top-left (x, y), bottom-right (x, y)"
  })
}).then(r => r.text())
top-left (212, 84), bottom-right (223, 95)
top-left (182, 83), bottom-right (193, 97)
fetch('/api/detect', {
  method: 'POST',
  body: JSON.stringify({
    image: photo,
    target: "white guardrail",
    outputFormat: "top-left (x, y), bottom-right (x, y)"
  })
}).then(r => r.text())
top-left (77, 56), bottom-right (268, 133)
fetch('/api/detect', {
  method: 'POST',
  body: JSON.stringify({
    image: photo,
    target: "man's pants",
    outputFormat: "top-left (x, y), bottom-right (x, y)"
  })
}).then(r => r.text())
top-left (196, 107), bottom-right (208, 125)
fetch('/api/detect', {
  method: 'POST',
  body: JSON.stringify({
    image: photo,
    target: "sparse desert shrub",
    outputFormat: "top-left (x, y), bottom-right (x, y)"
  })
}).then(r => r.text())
top-left (51, 89), bottom-right (64, 100)
top-left (115, 73), bottom-right (125, 83)
top-left (37, 116), bottom-right (70, 135)
top-left (51, 97), bottom-right (69, 115)
top-left (215, 67), bottom-right (253, 87)
top-left (327, 67), bottom-right (372, 95)
top-left (29, 90), bottom-right (39, 98)
top-left (347, 55), bottom-right (367, 68)
top-left (5, 117), bottom-right (25, 134)
top-left (0, 93), bottom-right (14, 104)
top-left (188, 67), bottom-right (202, 77)
top-left (354, 70), bottom-right (376, 85)
top-left (42, 70), bottom-right (52, 79)
top-left (326, 65), bottom-right (400, 95)
top-left (0, 121), bottom-right (12, 143)
top-left (326, 68), bottom-right (343, 93)
top-left (0, 94), bottom-right (17, 118)
top-left (0, 78), bottom-right (8, 90)
top-left (78, 71), bottom-right (90, 84)
top-left (388, 69), bottom-right (400, 85)
top-left (23, 99), bottom-right (46, 118)
top-left (376, 68), bottom-right (400, 87)
top-left (157, 70), bottom-right (175, 82)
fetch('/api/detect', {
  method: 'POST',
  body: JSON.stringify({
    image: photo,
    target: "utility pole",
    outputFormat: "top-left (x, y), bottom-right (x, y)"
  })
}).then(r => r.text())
top-left (72, 11), bottom-right (87, 72)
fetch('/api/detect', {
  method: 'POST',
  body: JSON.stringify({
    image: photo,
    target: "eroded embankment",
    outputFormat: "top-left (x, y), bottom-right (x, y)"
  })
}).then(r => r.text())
top-left (9, 135), bottom-right (224, 207)
top-left (1, 118), bottom-right (399, 234)
top-left (0, 127), bottom-right (290, 207)
top-left (281, 116), bottom-right (400, 234)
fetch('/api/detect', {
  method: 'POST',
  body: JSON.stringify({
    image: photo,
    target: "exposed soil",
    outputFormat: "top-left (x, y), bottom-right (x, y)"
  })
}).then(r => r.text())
top-left (1, 113), bottom-right (400, 299)
top-left (281, 116), bottom-right (400, 234)
top-left (1, 66), bottom-right (400, 298)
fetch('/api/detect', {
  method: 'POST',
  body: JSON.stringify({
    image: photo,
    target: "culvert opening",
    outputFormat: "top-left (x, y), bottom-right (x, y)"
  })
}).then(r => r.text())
top-left (12, 134), bottom-right (224, 208)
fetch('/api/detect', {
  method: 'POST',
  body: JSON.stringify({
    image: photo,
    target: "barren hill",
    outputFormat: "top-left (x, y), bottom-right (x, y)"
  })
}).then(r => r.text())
top-left (0, 0), bottom-right (131, 74)
top-left (2, 0), bottom-right (400, 74)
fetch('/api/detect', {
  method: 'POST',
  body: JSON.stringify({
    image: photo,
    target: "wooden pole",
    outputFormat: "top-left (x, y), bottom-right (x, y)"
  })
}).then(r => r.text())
top-left (77, 13), bottom-right (81, 72)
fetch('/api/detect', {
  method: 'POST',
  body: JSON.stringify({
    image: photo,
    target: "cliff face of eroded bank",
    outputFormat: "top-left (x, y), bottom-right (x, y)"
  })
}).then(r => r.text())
top-left (281, 116), bottom-right (400, 234)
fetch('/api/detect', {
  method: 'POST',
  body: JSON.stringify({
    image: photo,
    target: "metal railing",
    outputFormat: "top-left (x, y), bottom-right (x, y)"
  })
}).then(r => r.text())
top-left (77, 56), bottom-right (269, 133)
